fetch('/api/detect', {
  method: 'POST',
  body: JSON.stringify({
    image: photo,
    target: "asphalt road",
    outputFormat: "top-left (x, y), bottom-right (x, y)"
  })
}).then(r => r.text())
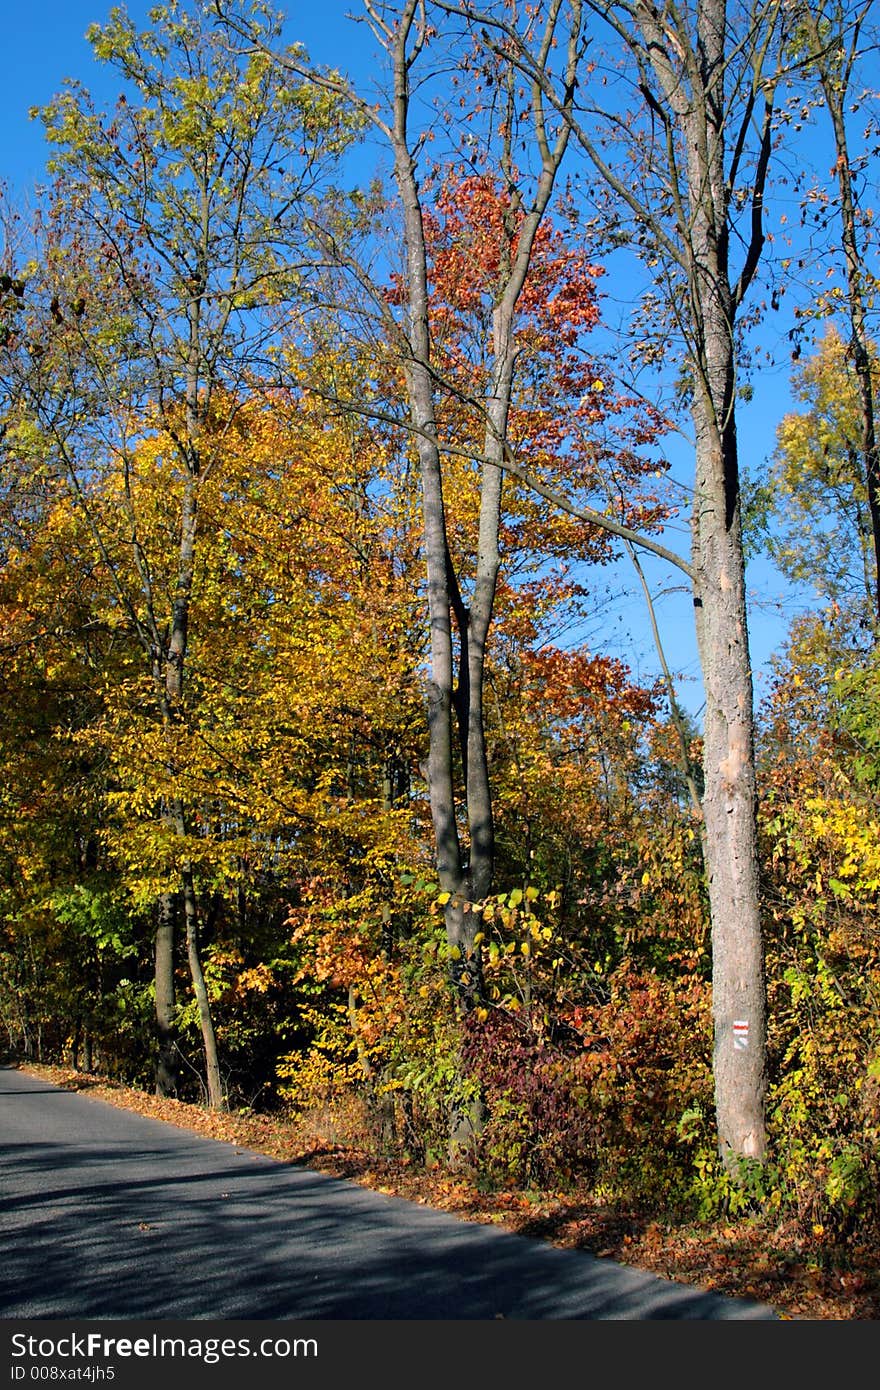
top-left (0, 1064), bottom-right (779, 1320)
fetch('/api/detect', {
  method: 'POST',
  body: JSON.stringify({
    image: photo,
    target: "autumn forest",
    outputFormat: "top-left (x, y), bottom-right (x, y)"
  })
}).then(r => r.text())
top-left (1, 0), bottom-right (879, 1313)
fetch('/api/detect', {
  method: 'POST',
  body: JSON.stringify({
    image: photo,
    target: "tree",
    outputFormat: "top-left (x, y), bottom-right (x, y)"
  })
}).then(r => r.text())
top-left (0, 0), bottom-right (355, 1104)
top-left (219, 0), bottom-right (579, 1064)
top-left (753, 324), bottom-right (879, 622)
top-left (754, 610), bottom-right (880, 1236)
top-left (0, 484), bottom-right (143, 1072)
top-left (440, 0), bottom-right (788, 1168)
top-left (791, 0), bottom-right (880, 620)
top-left (216, 0), bottom-right (679, 1153)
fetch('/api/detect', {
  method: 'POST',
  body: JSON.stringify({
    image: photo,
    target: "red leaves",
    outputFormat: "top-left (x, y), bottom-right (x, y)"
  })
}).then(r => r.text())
top-left (424, 173), bottom-right (602, 348)
top-left (518, 645), bottom-right (657, 727)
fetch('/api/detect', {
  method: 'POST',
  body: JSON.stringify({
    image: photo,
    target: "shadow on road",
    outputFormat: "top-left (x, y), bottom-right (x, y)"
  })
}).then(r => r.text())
top-left (0, 1068), bottom-right (779, 1321)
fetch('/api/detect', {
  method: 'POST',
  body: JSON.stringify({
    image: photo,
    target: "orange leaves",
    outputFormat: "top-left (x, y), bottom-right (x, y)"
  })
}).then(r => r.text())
top-left (413, 170), bottom-right (673, 592)
top-left (567, 960), bottom-right (712, 1110)
top-left (425, 174), bottom-right (602, 343)
top-left (519, 645), bottom-right (657, 727)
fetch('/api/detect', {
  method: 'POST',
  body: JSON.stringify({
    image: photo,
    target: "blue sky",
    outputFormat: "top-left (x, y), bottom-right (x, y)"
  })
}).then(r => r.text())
top-left (0, 2), bottom-right (376, 191)
top-left (0, 0), bottom-right (810, 719)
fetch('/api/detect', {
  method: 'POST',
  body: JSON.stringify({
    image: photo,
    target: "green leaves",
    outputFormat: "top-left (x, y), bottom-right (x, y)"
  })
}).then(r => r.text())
top-left (759, 326), bottom-right (878, 614)
top-left (49, 884), bottom-right (139, 959)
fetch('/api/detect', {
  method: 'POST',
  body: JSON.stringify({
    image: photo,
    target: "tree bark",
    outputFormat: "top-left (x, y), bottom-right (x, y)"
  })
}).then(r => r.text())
top-left (154, 891), bottom-right (178, 1097)
top-left (387, 3), bottom-right (471, 960)
top-left (680, 0), bottom-right (768, 1163)
top-left (182, 861), bottom-right (224, 1109)
top-left (692, 398), bottom-right (767, 1163)
top-left (162, 462), bottom-right (225, 1109)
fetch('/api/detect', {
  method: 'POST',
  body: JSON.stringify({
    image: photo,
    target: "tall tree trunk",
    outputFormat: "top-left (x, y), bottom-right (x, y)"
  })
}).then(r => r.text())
top-left (692, 406), bottom-right (767, 1163)
top-left (154, 891), bottom-right (178, 1097)
top-left (684, 0), bottom-right (767, 1164)
top-left (154, 464), bottom-right (225, 1108)
top-left (182, 860), bottom-right (223, 1109)
top-left (388, 4), bottom-right (469, 949)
